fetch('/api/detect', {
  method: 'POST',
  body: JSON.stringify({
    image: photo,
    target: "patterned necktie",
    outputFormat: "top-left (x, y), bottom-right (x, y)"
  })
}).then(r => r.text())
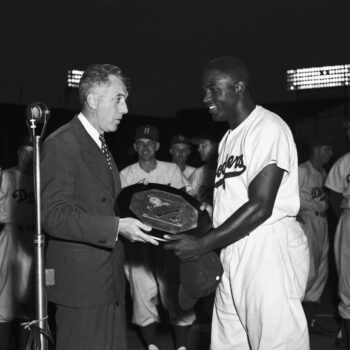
top-left (99, 134), bottom-right (113, 171)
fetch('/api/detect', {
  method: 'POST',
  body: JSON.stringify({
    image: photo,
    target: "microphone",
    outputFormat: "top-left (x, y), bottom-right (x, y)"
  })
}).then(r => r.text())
top-left (26, 102), bottom-right (50, 123)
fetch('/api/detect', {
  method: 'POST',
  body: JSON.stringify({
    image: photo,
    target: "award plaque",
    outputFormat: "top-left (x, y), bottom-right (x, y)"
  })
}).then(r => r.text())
top-left (116, 183), bottom-right (211, 242)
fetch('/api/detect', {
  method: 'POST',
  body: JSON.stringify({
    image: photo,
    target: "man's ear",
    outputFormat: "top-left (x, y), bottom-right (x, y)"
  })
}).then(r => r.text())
top-left (133, 143), bottom-right (137, 152)
top-left (87, 94), bottom-right (97, 109)
top-left (169, 148), bottom-right (173, 155)
top-left (235, 81), bottom-right (245, 95)
top-left (155, 142), bottom-right (160, 151)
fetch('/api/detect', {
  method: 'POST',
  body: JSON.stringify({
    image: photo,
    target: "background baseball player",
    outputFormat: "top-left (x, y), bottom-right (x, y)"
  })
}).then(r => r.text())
top-left (165, 56), bottom-right (310, 350)
top-left (298, 135), bottom-right (333, 334)
top-left (169, 134), bottom-right (196, 180)
top-left (324, 120), bottom-right (350, 350)
top-left (189, 129), bottom-right (221, 205)
top-left (0, 138), bottom-right (35, 350)
top-left (120, 125), bottom-right (195, 350)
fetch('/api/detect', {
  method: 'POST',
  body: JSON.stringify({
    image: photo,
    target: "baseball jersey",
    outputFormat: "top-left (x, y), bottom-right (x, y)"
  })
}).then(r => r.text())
top-left (213, 105), bottom-right (300, 228)
top-left (298, 161), bottom-right (328, 213)
top-left (324, 152), bottom-right (350, 209)
top-left (120, 160), bottom-right (191, 190)
top-left (0, 167), bottom-right (35, 322)
top-left (183, 165), bottom-right (196, 180)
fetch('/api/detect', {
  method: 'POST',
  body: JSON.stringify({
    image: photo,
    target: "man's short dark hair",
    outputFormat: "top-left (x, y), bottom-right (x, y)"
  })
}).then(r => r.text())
top-left (203, 56), bottom-right (250, 86)
top-left (78, 64), bottom-right (127, 104)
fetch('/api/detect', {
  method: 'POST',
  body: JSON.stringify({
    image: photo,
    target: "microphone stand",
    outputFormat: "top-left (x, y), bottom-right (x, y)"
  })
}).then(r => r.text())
top-left (26, 103), bottom-right (51, 350)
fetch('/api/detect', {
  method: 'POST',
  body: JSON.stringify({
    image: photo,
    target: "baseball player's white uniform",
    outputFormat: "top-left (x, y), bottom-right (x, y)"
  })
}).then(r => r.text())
top-left (182, 165), bottom-right (196, 180)
top-left (0, 168), bottom-right (35, 323)
top-left (298, 161), bottom-right (329, 303)
top-left (324, 152), bottom-right (350, 320)
top-left (120, 161), bottom-right (195, 327)
top-left (210, 106), bottom-right (310, 350)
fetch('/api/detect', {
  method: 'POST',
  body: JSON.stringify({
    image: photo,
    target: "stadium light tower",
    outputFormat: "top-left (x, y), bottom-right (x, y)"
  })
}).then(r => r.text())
top-left (67, 69), bottom-right (84, 88)
top-left (287, 64), bottom-right (350, 91)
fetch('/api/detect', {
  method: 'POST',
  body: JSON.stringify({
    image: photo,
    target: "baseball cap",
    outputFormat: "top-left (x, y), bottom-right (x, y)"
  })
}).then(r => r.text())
top-left (171, 134), bottom-right (190, 146)
top-left (178, 251), bottom-right (223, 310)
top-left (134, 125), bottom-right (159, 142)
top-left (191, 129), bottom-right (222, 145)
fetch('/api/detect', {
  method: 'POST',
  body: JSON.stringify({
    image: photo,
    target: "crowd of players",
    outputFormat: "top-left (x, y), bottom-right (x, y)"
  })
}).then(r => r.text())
top-left (0, 58), bottom-right (350, 350)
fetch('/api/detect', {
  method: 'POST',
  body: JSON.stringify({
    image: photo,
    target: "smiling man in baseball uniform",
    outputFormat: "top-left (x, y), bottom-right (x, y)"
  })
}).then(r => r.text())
top-left (165, 56), bottom-right (310, 350)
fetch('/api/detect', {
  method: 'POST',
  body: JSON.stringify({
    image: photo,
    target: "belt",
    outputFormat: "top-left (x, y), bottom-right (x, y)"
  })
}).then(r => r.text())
top-left (315, 211), bottom-right (326, 217)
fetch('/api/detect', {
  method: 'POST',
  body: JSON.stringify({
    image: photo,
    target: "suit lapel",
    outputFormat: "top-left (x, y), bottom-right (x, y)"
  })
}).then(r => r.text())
top-left (71, 117), bottom-right (115, 193)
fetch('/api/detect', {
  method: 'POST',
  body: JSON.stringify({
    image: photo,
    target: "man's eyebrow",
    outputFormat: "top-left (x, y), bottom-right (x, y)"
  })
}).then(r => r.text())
top-left (115, 92), bottom-right (128, 98)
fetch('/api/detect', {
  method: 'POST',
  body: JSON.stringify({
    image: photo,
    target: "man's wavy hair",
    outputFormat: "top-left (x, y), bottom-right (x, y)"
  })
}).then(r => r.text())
top-left (78, 64), bottom-right (128, 104)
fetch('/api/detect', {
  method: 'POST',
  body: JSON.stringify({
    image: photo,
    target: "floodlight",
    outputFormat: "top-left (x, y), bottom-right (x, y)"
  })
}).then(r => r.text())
top-left (67, 69), bottom-right (84, 88)
top-left (287, 64), bottom-right (350, 91)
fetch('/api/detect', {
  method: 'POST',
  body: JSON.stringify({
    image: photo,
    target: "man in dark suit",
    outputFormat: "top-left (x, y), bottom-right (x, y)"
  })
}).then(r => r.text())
top-left (41, 64), bottom-right (158, 350)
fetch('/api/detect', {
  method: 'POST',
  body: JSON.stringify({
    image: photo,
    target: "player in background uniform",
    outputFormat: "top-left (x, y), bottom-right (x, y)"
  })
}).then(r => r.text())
top-left (169, 134), bottom-right (196, 180)
top-left (298, 135), bottom-right (334, 334)
top-left (324, 120), bottom-right (350, 350)
top-left (165, 56), bottom-right (310, 350)
top-left (0, 139), bottom-right (35, 350)
top-left (189, 130), bottom-right (221, 205)
top-left (120, 125), bottom-right (195, 350)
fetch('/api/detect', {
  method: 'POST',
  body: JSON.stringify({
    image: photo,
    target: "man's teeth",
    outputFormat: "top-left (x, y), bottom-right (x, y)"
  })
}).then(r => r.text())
top-left (209, 105), bottom-right (216, 110)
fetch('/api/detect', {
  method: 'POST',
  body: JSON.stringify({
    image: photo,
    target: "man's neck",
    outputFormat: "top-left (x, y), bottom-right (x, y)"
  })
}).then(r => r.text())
top-left (139, 159), bottom-right (157, 173)
top-left (309, 158), bottom-right (323, 172)
top-left (175, 161), bottom-right (186, 171)
top-left (228, 99), bottom-right (256, 130)
top-left (16, 164), bottom-right (32, 176)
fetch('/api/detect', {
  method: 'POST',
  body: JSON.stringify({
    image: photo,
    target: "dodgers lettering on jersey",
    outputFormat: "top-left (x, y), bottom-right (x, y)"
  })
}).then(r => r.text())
top-left (215, 154), bottom-right (246, 189)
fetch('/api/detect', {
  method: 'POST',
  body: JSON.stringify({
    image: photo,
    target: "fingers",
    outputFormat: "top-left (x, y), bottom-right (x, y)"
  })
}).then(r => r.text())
top-left (137, 232), bottom-right (159, 246)
top-left (163, 234), bottom-right (183, 241)
top-left (138, 221), bottom-right (152, 232)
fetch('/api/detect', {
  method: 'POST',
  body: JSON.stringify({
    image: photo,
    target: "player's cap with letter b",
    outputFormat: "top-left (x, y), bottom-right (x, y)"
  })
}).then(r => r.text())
top-left (178, 251), bottom-right (223, 310)
top-left (134, 125), bottom-right (159, 142)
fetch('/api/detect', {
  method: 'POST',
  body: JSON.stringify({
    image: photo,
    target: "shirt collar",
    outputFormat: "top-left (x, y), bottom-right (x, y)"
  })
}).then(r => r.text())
top-left (78, 112), bottom-right (102, 148)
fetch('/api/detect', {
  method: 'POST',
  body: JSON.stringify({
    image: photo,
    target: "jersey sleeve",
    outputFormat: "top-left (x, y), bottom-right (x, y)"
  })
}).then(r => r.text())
top-left (245, 118), bottom-right (293, 184)
top-left (325, 156), bottom-right (348, 194)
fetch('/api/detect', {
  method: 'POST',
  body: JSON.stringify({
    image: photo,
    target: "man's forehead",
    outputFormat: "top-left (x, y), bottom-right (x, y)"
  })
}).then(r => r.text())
top-left (135, 138), bottom-right (156, 143)
top-left (172, 143), bottom-right (189, 149)
top-left (203, 70), bottom-right (234, 86)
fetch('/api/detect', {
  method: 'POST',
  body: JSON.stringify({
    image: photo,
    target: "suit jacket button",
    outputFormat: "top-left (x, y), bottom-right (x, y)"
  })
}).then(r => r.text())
top-left (101, 197), bottom-right (107, 203)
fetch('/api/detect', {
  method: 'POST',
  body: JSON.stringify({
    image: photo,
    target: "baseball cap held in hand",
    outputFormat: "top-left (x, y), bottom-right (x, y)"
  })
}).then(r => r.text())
top-left (178, 251), bottom-right (223, 310)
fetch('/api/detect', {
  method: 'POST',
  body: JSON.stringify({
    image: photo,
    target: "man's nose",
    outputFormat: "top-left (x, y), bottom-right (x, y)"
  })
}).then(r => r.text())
top-left (203, 91), bottom-right (211, 104)
top-left (120, 100), bottom-right (128, 114)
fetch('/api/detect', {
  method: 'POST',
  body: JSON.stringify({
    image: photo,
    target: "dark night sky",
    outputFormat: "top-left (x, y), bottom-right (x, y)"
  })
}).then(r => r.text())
top-left (0, 0), bottom-right (349, 117)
